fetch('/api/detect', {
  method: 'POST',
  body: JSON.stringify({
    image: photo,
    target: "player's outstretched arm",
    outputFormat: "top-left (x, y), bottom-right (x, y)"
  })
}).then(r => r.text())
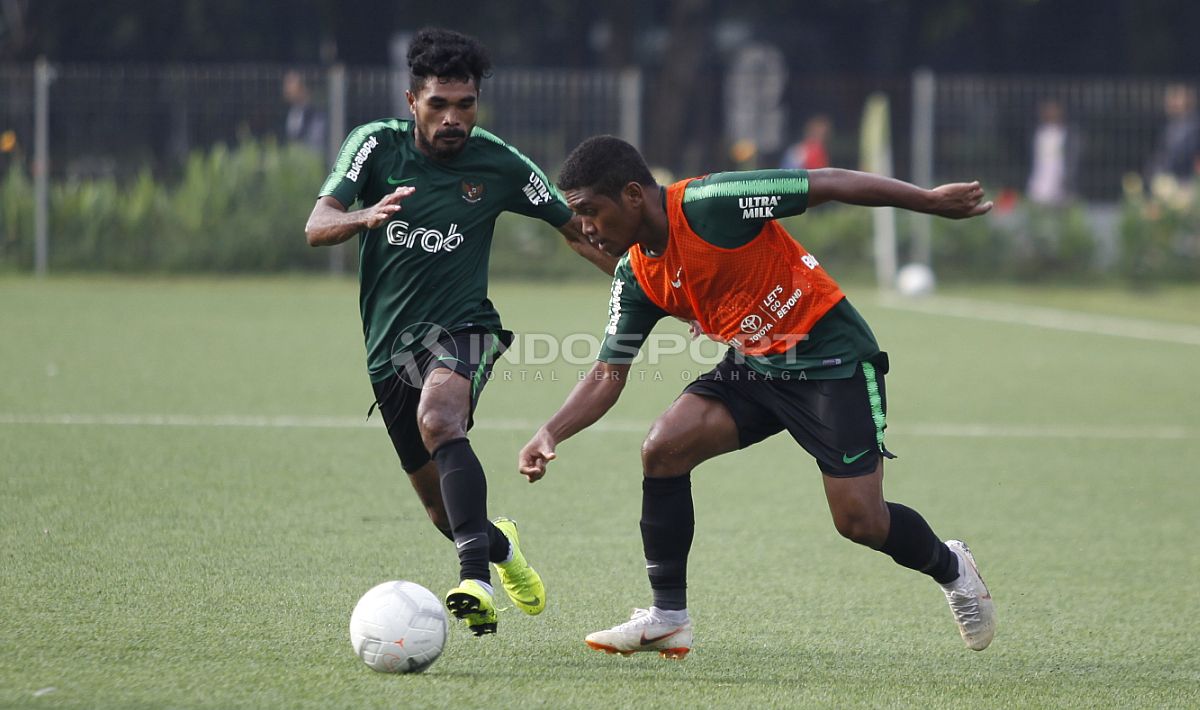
top-left (518, 360), bottom-right (631, 483)
top-left (558, 216), bottom-right (619, 275)
top-left (806, 168), bottom-right (993, 219)
top-left (304, 186), bottom-right (415, 247)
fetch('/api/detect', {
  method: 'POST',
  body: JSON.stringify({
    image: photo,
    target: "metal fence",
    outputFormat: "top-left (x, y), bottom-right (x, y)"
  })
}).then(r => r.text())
top-left (1, 61), bottom-right (641, 274)
top-left (4, 62), bottom-right (1195, 188)
top-left (0, 62), bottom-right (638, 182)
top-left (0, 64), bottom-right (33, 163)
top-left (4, 62), bottom-right (1193, 193)
top-left (1, 60), bottom-right (1196, 274)
top-left (931, 74), bottom-right (1188, 201)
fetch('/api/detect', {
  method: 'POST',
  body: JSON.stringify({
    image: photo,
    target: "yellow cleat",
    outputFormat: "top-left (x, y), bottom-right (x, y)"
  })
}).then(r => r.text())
top-left (491, 517), bottom-right (546, 615)
top-left (445, 579), bottom-right (498, 636)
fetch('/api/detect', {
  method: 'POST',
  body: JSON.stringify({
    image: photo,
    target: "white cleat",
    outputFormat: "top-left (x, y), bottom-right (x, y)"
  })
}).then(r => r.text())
top-left (941, 540), bottom-right (997, 651)
top-left (585, 608), bottom-right (693, 659)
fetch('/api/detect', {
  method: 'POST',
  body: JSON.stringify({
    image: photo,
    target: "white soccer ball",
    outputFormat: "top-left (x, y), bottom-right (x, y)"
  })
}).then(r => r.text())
top-left (895, 262), bottom-right (936, 297)
top-left (350, 581), bottom-right (447, 674)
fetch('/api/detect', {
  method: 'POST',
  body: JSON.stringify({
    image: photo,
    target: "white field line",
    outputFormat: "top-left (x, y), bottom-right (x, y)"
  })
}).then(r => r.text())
top-left (0, 413), bottom-right (1192, 440)
top-left (878, 295), bottom-right (1200, 347)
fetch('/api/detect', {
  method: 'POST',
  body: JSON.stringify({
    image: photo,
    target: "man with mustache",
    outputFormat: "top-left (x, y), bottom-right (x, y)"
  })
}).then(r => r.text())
top-left (304, 28), bottom-right (615, 636)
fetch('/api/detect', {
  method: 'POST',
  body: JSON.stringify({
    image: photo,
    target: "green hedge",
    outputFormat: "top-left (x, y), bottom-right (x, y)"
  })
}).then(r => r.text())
top-left (930, 203), bottom-right (1098, 283)
top-left (0, 162), bottom-right (34, 270)
top-left (0, 140), bottom-right (329, 273)
top-left (0, 139), bottom-right (618, 277)
top-left (1, 140), bottom-right (1197, 283)
top-left (784, 201), bottom-right (1100, 284)
top-left (1118, 176), bottom-right (1200, 285)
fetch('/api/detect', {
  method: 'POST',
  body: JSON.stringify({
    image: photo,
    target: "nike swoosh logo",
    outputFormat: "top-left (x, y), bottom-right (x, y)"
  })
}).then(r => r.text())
top-left (964, 556), bottom-right (992, 600)
top-left (670, 267), bottom-right (683, 288)
top-left (639, 627), bottom-right (682, 645)
top-left (513, 594), bottom-right (540, 607)
top-left (435, 355), bottom-right (464, 364)
top-left (387, 176), bottom-right (417, 185)
top-left (455, 537), bottom-right (479, 549)
top-left (842, 449), bottom-right (870, 464)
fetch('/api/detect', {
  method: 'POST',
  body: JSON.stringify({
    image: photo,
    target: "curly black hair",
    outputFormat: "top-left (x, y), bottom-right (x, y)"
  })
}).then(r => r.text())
top-left (557, 135), bottom-right (657, 200)
top-left (407, 27), bottom-right (493, 93)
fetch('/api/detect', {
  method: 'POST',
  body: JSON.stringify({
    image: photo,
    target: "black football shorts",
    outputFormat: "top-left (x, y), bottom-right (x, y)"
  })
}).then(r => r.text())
top-left (683, 351), bottom-right (894, 477)
top-left (370, 326), bottom-right (513, 473)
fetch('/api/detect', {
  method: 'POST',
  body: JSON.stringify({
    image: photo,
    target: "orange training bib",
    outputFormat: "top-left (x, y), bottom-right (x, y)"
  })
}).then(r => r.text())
top-left (629, 178), bottom-right (845, 356)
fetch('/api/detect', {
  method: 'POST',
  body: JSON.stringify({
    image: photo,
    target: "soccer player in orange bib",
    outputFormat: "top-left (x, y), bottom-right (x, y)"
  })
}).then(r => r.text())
top-left (518, 135), bottom-right (997, 658)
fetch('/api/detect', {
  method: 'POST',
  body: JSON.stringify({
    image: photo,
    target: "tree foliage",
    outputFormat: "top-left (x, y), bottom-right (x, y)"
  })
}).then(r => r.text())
top-left (4, 1), bottom-right (1198, 75)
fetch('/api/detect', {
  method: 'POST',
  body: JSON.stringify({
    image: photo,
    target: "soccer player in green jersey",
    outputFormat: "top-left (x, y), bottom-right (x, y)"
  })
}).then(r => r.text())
top-left (304, 29), bottom-right (615, 636)
top-left (519, 135), bottom-right (996, 657)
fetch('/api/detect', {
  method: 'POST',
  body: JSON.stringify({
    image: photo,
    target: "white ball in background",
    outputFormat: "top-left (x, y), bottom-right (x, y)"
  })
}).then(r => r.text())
top-left (895, 263), bottom-right (936, 297)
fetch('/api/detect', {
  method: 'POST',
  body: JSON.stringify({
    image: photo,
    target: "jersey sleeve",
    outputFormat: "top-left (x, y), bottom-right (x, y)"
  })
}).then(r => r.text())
top-left (318, 120), bottom-right (394, 208)
top-left (474, 129), bottom-right (572, 226)
top-left (596, 255), bottom-right (669, 364)
top-left (681, 169), bottom-right (810, 248)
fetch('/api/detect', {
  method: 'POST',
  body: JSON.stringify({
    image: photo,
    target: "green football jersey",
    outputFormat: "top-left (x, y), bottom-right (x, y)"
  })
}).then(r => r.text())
top-left (596, 170), bottom-right (879, 379)
top-left (319, 119), bottom-right (572, 382)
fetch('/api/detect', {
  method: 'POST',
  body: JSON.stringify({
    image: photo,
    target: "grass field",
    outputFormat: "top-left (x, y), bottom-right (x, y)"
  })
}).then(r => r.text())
top-left (2, 275), bottom-right (1198, 709)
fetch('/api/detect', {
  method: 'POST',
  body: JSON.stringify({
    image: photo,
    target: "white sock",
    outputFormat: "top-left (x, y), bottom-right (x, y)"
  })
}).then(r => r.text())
top-left (652, 606), bottom-right (689, 623)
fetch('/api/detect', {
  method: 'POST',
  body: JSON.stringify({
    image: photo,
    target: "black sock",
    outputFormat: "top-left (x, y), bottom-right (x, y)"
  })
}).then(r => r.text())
top-left (879, 502), bottom-right (959, 584)
top-left (641, 474), bottom-right (694, 611)
top-left (431, 437), bottom-right (491, 584)
top-left (487, 522), bottom-right (510, 563)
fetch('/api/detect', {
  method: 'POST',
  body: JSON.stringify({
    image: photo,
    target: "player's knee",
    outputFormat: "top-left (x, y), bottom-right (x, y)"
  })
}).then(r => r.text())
top-left (418, 410), bottom-right (466, 451)
top-left (641, 437), bottom-right (686, 478)
top-left (832, 509), bottom-right (888, 547)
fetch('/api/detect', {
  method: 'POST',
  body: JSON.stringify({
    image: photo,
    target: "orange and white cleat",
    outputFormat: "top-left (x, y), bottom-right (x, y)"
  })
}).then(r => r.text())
top-left (941, 539), bottom-right (997, 651)
top-left (585, 607), bottom-right (692, 659)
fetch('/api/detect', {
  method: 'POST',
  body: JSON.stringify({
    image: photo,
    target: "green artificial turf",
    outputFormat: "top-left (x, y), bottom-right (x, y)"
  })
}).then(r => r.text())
top-left (1, 276), bottom-right (1197, 708)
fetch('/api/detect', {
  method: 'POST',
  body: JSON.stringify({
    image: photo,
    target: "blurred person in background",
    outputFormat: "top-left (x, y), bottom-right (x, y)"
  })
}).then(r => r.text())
top-left (303, 28), bottom-right (615, 637)
top-left (1026, 99), bottom-right (1081, 206)
top-left (282, 69), bottom-right (328, 154)
top-left (1146, 84), bottom-right (1200, 187)
top-left (0, 129), bottom-right (19, 173)
top-left (780, 114), bottom-right (831, 170)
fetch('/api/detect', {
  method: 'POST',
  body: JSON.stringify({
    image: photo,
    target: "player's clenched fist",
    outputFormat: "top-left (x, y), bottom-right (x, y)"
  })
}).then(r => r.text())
top-left (518, 429), bottom-right (558, 483)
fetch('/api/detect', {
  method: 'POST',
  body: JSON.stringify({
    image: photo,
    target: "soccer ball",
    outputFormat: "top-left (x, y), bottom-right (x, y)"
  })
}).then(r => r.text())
top-left (349, 581), bottom-right (448, 673)
top-left (895, 262), bottom-right (936, 297)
